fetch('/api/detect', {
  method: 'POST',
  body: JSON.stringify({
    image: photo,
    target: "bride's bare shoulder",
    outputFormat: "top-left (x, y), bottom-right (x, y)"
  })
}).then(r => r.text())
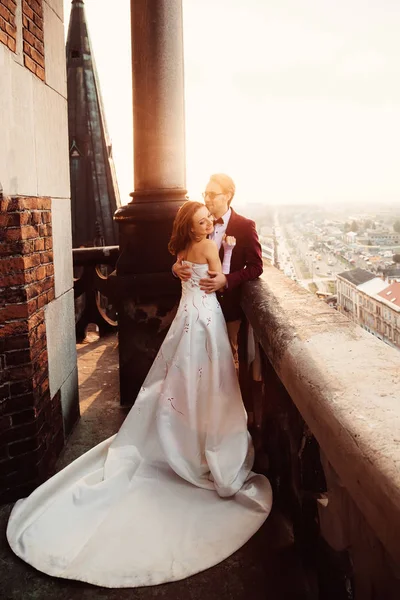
top-left (202, 239), bottom-right (219, 257)
top-left (201, 238), bottom-right (218, 249)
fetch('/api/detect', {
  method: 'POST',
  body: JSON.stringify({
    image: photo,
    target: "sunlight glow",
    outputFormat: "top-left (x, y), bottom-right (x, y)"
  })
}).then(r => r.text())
top-left (64, 0), bottom-right (400, 207)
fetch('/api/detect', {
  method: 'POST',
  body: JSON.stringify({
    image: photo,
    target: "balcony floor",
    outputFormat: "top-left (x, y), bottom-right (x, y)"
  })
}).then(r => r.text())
top-left (0, 333), bottom-right (312, 600)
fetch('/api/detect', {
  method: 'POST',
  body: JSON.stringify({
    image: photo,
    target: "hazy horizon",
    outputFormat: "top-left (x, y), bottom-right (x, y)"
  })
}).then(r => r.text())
top-left (64, 0), bottom-right (400, 208)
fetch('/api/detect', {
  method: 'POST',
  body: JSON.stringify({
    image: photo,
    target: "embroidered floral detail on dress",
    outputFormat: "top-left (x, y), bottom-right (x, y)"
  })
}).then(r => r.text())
top-left (184, 323), bottom-right (189, 333)
top-left (167, 397), bottom-right (184, 416)
top-left (206, 317), bottom-right (211, 326)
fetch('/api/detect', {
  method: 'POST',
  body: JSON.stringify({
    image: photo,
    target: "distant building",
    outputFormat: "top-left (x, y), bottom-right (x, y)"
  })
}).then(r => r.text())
top-left (345, 231), bottom-right (358, 244)
top-left (356, 278), bottom-right (389, 337)
top-left (364, 230), bottom-right (400, 246)
top-left (337, 269), bottom-right (400, 350)
top-left (337, 269), bottom-right (376, 320)
top-left (323, 226), bottom-right (343, 239)
top-left (381, 267), bottom-right (400, 283)
top-left (375, 282), bottom-right (400, 347)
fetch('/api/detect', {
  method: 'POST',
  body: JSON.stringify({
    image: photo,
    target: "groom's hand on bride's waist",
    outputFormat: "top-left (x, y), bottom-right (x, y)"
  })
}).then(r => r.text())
top-left (200, 272), bottom-right (227, 293)
top-left (172, 261), bottom-right (192, 281)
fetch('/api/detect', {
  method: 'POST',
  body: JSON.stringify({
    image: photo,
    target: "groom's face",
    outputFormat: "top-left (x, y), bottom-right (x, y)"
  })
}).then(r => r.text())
top-left (204, 181), bottom-right (229, 218)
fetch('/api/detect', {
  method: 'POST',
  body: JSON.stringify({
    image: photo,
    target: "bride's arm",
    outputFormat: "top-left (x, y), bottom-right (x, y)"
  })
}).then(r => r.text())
top-left (199, 240), bottom-right (226, 293)
top-left (203, 240), bottom-right (222, 273)
top-left (221, 235), bottom-right (236, 275)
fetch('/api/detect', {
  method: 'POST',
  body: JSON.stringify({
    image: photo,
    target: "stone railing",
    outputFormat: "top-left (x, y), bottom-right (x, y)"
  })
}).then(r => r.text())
top-left (72, 246), bottom-right (119, 342)
top-left (239, 263), bottom-right (400, 600)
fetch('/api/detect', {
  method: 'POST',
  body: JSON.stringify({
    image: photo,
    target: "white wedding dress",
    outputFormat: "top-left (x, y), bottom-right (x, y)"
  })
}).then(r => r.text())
top-left (7, 261), bottom-right (272, 588)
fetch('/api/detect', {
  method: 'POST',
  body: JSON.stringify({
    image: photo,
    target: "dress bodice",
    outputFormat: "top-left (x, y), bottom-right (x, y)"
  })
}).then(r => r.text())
top-left (180, 261), bottom-right (210, 297)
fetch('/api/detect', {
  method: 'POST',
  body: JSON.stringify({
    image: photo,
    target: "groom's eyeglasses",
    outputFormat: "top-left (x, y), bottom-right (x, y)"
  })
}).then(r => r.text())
top-left (202, 192), bottom-right (224, 200)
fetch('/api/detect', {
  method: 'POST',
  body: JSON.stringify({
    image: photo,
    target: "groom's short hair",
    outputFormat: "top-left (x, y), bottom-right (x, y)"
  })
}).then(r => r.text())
top-left (209, 173), bottom-right (236, 206)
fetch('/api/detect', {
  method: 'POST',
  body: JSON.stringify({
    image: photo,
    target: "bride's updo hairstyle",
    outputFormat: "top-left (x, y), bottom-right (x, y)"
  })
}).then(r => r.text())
top-left (168, 200), bottom-right (204, 256)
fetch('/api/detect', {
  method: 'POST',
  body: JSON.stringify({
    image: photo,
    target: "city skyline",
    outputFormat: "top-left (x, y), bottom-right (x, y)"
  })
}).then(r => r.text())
top-left (64, 0), bottom-right (400, 207)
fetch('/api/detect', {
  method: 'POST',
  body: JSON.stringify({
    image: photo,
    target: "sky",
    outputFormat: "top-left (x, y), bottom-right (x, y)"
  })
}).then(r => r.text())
top-left (64, 0), bottom-right (400, 207)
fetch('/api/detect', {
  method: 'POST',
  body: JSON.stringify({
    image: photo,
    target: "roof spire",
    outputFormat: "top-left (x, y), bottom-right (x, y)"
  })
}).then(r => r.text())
top-left (66, 0), bottom-right (121, 247)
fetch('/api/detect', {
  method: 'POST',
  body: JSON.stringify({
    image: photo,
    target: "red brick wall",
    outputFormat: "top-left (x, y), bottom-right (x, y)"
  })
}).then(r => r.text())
top-left (0, 196), bottom-right (64, 503)
top-left (0, 0), bottom-right (17, 52)
top-left (22, 0), bottom-right (45, 81)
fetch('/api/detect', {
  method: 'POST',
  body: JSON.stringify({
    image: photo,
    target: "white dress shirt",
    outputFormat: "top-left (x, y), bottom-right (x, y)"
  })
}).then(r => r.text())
top-left (209, 208), bottom-right (231, 250)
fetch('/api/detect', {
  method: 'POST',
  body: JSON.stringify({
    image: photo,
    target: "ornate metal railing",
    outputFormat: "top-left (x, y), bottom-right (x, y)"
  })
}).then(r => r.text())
top-left (72, 246), bottom-right (119, 342)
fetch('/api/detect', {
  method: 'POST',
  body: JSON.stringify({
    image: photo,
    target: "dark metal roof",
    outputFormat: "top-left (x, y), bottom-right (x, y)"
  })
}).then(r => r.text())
top-left (337, 268), bottom-right (375, 286)
top-left (382, 266), bottom-right (400, 277)
top-left (66, 0), bottom-right (121, 247)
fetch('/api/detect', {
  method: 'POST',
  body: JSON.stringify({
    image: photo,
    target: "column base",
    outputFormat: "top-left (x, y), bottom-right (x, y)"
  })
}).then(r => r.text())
top-left (113, 190), bottom-right (186, 404)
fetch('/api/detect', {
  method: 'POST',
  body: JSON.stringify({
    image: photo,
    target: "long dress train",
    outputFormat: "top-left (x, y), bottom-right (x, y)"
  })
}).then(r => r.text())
top-left (7, 261), bottom-right (272, 588)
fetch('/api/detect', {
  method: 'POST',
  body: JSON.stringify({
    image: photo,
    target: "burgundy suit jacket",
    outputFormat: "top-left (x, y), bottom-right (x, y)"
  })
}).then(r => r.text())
top-left (217, 209), bottom-right (263, 322)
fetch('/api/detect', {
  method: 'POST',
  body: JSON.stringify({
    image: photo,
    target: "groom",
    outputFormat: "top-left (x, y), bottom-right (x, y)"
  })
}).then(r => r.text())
top-left (172, 173), bottom-right (263, 360)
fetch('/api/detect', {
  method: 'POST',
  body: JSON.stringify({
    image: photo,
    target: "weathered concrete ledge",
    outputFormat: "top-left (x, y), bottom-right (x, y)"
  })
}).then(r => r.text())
top-left (242, 263), bottom-right (400, 568)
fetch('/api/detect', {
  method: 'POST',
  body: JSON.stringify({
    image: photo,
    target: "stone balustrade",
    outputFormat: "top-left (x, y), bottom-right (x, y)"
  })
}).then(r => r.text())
top-left (239, 263), bottom-right (400, 599)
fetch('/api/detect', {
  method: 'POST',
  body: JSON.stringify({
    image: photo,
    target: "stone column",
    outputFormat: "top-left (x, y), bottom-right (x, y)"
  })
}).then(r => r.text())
top-left (114, 0), bottom-right (187, 404)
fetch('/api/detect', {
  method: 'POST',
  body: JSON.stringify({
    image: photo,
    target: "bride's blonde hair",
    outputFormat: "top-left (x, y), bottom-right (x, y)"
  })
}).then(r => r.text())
top-left (168, 201), bottom-right (204, 256)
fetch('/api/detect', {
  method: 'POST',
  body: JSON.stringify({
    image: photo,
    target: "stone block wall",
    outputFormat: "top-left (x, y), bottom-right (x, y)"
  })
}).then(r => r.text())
top-left (0, 1), bottom-right (78, 503)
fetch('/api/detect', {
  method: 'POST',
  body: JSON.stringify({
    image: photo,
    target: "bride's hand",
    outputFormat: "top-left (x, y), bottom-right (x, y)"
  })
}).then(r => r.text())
top-left (222, 235), bottom-right (236, 250)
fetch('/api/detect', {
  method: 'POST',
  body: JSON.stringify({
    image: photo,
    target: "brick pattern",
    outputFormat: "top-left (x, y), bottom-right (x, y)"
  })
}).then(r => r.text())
top-left (22, 0), bottom-right (45, 81)
top-left (0, 0), bottom-right (17, 52)
top-left (0, 196), bottom-right (64, 503)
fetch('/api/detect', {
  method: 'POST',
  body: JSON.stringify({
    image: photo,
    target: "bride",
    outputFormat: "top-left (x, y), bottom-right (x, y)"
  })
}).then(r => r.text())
top-left (7, 201), bottom-right (272, 588)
